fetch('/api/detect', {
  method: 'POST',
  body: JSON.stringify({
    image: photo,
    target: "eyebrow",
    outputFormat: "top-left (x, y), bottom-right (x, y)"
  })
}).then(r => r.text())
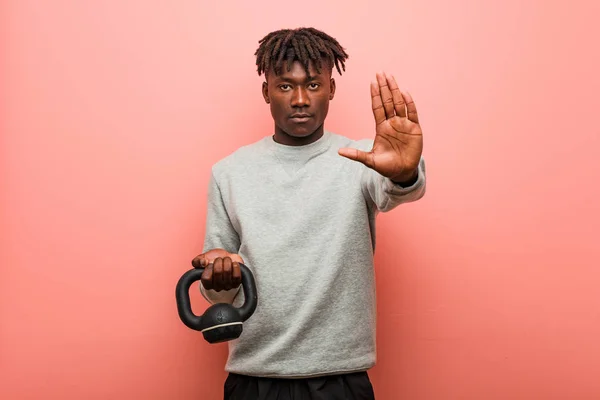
top-left (276, 74), bottom-right (322, 83)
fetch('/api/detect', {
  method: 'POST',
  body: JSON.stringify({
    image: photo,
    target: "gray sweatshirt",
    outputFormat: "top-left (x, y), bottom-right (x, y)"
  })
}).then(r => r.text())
top-left (200, 130), bottom-right (426, 378)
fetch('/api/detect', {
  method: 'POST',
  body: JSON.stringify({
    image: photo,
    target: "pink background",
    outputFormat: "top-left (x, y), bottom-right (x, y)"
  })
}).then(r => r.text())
top-left (2, 1), bottom-right (599, 399)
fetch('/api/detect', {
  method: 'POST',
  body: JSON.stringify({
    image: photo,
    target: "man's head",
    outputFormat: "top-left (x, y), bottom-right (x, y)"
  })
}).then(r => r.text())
top-left (255, 27), bottom-right (349, 144)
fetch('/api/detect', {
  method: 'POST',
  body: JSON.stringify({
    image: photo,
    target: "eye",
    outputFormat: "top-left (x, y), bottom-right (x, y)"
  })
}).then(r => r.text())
top-left (308, 83), bottom-right (320, 90)
top-left (279, 84), bottom-right (292, 91)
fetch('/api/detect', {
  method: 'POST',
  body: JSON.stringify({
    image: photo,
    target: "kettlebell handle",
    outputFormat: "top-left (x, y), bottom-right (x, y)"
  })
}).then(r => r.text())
top-left (175, 263), bottom-right (258, 331)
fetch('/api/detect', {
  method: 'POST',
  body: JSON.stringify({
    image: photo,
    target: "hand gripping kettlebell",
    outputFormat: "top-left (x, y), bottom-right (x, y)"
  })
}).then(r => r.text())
top-left (175, 263), bottom-right (258, 344)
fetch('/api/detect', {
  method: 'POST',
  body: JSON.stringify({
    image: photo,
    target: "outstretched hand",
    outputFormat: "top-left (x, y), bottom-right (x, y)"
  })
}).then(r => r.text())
top-left (338, 72), bottom-right (423, 183)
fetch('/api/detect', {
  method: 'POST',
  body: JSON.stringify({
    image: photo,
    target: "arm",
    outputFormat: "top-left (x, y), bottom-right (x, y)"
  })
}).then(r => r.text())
top-left (339, 72), bottom-right (426, 212)
top-left (199, 169), bottom-right (242, 304)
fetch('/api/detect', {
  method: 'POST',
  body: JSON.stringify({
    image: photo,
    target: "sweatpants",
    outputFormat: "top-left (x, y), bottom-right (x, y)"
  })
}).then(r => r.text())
top-left (223, 371), bottom-right (375, 400)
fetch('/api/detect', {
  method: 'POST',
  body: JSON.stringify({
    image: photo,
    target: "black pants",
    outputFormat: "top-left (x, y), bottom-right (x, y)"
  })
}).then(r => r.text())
top-left (223, 371), bottom-right (375, 400)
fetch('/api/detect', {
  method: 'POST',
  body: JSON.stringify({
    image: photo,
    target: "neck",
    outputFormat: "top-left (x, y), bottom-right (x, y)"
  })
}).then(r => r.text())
top-left (273, 125), bottom-right (324, 146)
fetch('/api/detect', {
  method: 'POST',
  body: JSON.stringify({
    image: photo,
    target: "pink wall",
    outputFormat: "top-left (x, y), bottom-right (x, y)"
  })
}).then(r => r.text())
top-left (2, 1), bottom-right (599, 399)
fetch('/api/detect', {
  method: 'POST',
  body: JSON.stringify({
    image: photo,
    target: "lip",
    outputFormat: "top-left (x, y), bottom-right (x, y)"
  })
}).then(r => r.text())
top-left (289, 114), bottom-right (312, 123)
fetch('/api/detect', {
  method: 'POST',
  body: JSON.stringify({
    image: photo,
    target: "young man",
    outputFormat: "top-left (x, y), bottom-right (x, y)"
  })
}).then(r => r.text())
top-left (191, 27), bottom-right (426, 399)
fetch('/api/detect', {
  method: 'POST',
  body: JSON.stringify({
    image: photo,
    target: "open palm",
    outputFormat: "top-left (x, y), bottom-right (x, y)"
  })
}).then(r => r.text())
top-left (339, 72), bottom-right (423, 182)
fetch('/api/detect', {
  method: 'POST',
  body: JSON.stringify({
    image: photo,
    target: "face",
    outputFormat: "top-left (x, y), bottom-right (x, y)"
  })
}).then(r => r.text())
top-left (262, 60), bottom-right (336, 145)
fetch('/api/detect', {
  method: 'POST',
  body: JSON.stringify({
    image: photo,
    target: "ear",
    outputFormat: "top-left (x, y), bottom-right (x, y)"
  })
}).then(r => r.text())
top-left (329, 77), bottom-right (336, 100)
top-left (262, 81), bottom-right (270, 104)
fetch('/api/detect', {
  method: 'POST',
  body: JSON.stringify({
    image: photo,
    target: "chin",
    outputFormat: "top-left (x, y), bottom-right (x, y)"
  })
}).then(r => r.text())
top-left (284, 125), bottom-right (319, 137)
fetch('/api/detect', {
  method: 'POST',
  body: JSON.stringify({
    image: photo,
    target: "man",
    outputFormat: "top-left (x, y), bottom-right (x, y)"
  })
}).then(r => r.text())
top-left (191, 27), bottom-right (426, 399)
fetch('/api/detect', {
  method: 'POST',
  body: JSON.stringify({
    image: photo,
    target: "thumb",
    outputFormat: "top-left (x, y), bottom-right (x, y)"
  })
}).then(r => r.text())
top-left (338, 147), bottom-right (374, 169)
top-left (192, 248), bottom-right (226, 268)
top-left (191, 253), bottom-right (206, 268)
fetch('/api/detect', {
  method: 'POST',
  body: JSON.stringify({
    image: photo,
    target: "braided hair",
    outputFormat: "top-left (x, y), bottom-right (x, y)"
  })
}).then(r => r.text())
top-left (254, 27), bottom-right (349, 78)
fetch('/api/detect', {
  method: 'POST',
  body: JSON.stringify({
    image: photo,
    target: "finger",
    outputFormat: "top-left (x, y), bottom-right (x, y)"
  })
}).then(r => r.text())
top-left (232, 262), bottom-right (242, 288)
top-left (191, 255), bottom-right (204, 269)
top-left (222, 257), bottom-right (233, 290)
top-left (228, 253), bottom-right (244, 264)
top-left (371, 81), bottom-right (386, 125)
top-left (338, 148), bottom-right (375, 169)
top-left (201, 264), bottom-right (213, 290)
top-left (213, 258), bottom-right (224, 292)
top-left (402, 90), bottom-right (419, 124)
top-left (376, 72), bottom-right (395, 119)
top-left (387, 74), bottom-right (406, 118)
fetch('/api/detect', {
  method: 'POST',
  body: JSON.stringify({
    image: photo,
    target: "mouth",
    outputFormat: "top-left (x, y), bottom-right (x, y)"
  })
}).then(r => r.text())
top-left (289, 114), bottom-right (312, 123)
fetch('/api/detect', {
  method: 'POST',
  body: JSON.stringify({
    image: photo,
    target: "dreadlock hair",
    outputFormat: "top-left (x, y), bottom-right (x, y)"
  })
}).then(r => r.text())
top-left (254, 27), bottom-right (349, 79)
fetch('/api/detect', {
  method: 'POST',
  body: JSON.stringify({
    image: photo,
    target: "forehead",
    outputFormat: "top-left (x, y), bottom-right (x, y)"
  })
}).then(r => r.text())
top-left (268, 60), bottom-right (330, 81)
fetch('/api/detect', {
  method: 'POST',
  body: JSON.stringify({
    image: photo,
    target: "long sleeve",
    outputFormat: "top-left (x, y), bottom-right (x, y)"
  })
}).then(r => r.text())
top-left (199, 169), bottom-right (242, 304)
top-left (361, 156), bottom-right (427, 213)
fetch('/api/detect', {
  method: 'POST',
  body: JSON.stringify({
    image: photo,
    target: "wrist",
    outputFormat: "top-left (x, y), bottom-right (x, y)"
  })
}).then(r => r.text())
top-left (390, 169), bottom-right (418, 186)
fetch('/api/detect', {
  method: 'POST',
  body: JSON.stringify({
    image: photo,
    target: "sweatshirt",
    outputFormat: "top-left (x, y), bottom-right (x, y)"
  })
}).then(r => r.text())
top-left (200, 129), bottom-right (426, 378)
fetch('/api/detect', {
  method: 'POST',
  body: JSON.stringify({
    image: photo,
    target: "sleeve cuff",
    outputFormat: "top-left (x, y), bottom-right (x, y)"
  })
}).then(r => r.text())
top-left (384, 158), bottom-right (426, 194)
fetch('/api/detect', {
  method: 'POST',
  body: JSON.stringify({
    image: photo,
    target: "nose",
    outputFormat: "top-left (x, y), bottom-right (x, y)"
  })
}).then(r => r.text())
top-left (291, 87), bottom-right (310, 108)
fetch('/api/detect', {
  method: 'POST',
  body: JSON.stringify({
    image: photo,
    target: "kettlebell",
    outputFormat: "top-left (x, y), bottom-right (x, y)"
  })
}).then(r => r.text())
top-left (175, 263), bottom-right (258, 344)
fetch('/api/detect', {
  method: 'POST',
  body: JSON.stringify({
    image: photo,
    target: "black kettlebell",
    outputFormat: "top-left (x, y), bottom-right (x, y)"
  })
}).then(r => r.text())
top-left (175, 263), bottom-right (258, 344)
